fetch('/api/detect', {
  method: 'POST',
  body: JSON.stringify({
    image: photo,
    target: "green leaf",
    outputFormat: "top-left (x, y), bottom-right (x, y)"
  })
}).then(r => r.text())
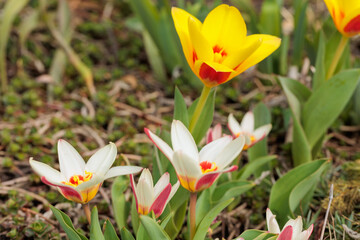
top-left (193, 198), bottom-right (233, 240)
top-left (49, 205), bottom-right (88, 240)
top-left (237, 155), bottom-right (277, 180)
top-left (269, 159), bottom-right (330, 226)
top-left (278, 77), bottom-right (311, 120)
top-left (120, 227), bottom-right (135, 240)
top-left (140, 216), bottom-right (171, 240)
top-left (131, 198), bottom-right (140, 234)
top-left (164, 194), bottom-right (188, 239)
top-left (211, 180), bottom-right (255, 203)
top-left (174, 87), bottom-right (189, 127)
top-left (111, 176), bottom-right (130, 229)
top-left (239, 230), bottom-right (276, 240)
top-left (90, 207), bottom-right (104, 240)
top-left (188, 89), bottom-right (216, 144)
top-left (303, 69), bottom-right (360, 147)
top-left (312, 32), bottom-right (326, 91)
top-left (292, 111), bottom-right (312, 166)
top-left (104, 220), bottom-right (120, 240)
top-left (292, 0), bottom-right (308, 65)
top-left (195, 189), bottom-right (212, 226)
top-left (248, 103), bottom-right (271, 175)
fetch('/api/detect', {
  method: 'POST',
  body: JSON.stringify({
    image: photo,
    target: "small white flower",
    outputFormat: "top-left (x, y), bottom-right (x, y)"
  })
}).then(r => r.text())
top-left (30, 139), bottom-right (142, 204)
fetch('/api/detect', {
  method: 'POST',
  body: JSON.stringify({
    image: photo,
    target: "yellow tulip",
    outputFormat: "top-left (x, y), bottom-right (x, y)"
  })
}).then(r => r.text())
top-left (324, 0), bottom-right (360, 37)
top-left (172, 4), bottom-right (281, 87)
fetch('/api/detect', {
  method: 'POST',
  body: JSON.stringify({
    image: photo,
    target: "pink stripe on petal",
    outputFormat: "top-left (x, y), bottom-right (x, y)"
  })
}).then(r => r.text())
top-left (149, 183), bottom-right (172, 218)
top-left (306, 224), bottom-right (314, 239)
top-left (41, 176), bottom-right (83, 202)
top-left (130, 174), bottom-right (139, 211)
top-left (195, 173), bottom-right (220, 191)
top-left (278, 226), bottom-right (293, 240)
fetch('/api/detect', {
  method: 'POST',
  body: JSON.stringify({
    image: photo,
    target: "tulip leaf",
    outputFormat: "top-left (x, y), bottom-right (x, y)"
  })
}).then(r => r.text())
top-left (353, 82), bottom-right (360, 124)
top-left (278, 77), bottom-right (311, 120)
top-left (239, 230), bottom-right (276, 240)
top-left (248, 103), bottom-right (271, 175)
top-left (312, 32), bottom-right (326, 91)
top-left (211, 180), bottom-right (255, 203)
top-left (193, 198), bottom-right (233, 240)
top-left (90, 207), bottom-right (105, 240)
top-left (104, 220), bottom-right (120, 240)
top-left (174, 86), bottom-right (189, 127)
top-left (292, 0), bottom-right (308, 66)
top-left (140, 215), bottom-right (171, 240)
top-left (237, 155), bottom-right (277, 180)
top-left (164, 198), bottom-right (188, 240)
top-left (269, 159), bottom-right (330, 227)
top-left (120, 227), bottom-right (135, 240)
top-left (111, 175), bottom-right (130, 229)
top-left (49, 205), bottom-right (88, 240)
top-left (292, 111), bottom-right (312, 166)
top-left (131, 198), bottom-right (140, 234)
top-left (188, 89), bottom-right (216, 144)
top-left (303, 69), bottom-right (360, 148)
top-left (195, 188), bottom-right (212, 226)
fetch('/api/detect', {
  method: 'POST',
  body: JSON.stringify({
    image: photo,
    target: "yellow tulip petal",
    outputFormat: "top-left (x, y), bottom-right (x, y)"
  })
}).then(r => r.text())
top-left (343, 0), bottom-right (360, 15)
top-left (171, 7), bottom-right (201, 69)
top-left (222, 37), bottom-right (262, 69)
top-left (188, 17), bottom-right (214, 62)
top-left (201, 4), bottom-right (247, 51)
top-left (232, 34), bottom-right (281, 78)
top-left (341, 8), bottom-right (360, 36)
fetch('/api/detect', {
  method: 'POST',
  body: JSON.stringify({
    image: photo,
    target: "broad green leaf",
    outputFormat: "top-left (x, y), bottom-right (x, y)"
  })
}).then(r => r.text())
top-left (174, 87), bottom-right (189, 127)
top-left (303, 69), bottom-right (360, 147)
top-left (292, 111), bottom-right (312, 166)
top-left (120, 227), bottom-right (135, 240)
top-left (111, 176), bottom-right (130, 229)
top-left (140, 216), bottom-right (171, 240)
top-left (193, 198), bottom-right (233, 240)
top-left (269, 159), bottom-right (329, 226)
top-left (239, 229), bottom-right (276, 240)
top-left (278, 77), bottom-right (311, 120)
top-left (164, 199), bottom-right (188, 240)
top-left (195, 189), bottom-right (212, 226)
top-left (325, 32), bottom-right (350, 75)
top-left (18, 9), bottom-right (39, 48)
top-left (237, 155), bottom-right (277, 180)
top-left (104, 220), bottom-right (120, 240)
top-left (90, 207), bottom-right (104, 240)
top-left (312, 32), bottom-right (326, 91)
top-left (188, 89), bottom-right (216, 144)
top-left (353, 82), bottom-right (360, 124)
top-left (211, 180), bottom-right (255, 203)
top-left (279, 35), bottom-right (290, 75)
top-left (248, 103), bottom-right (271, 174)
top-left (49, 205), bottom-right (87, 240)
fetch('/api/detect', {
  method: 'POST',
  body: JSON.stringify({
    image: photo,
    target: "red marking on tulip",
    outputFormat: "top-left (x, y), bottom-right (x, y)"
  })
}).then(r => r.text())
top-left (41, 176), bottom-right (82, 201)
top-left (278, 226), bottom-right (293, 240)
top-left (195, 172), bottom-right (220, 191)
top-left (193, 51), bottom-right (198, 63)
top-left (149, 183), bottom-right (172, 217)
top-left (344, 15), bottom-right (360, 33)
top-left (199, 62), bottom-right (231, 85)
top-left (213, 45), bottom-right (227, 57)
top-left (200, 161), bottom-right (214, 172)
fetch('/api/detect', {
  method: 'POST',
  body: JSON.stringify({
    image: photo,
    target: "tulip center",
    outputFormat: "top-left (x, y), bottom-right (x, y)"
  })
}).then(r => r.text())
top-left (236, 132), bottom-right (256, 150)
top-left (213, 45), bottom-right (227, 63)
top-left (62, 171), bottom-right (93, 187)
top-left (200, 161), bottom-right (218, 174)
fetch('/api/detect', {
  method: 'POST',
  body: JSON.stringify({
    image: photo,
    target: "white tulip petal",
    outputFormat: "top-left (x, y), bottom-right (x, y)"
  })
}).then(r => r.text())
top-left (139, 168), bottom-right (154, 190)
top-left (154, 172), bottom-right (170, 198)
top-left (253, 124), bottom-right (272, 140)
top-left (171, 120), bottom-right (198, 159)
top-left (240, 111), bottom-right (255, 133)
top-left (137, 176), bottom-right (155, 208)
top-left (228, 114), bottom-right (242, 135)
top-left (57, 139), bottom-right (85, 180)
top-left (85, 142), bottom-right (117, 177)
top-left (284, 217), bottom-right (303, 237)
top-left (29, 158), bottom-right (65, 184)
top-left (266, 208), bottom-right (281, 234)
top-left (212, 123), bottom-right (222, 140)
top-left (145, 128), bottom-right (174, 161)
top-left (75, 174), bottom-right (103, 191)
top-left (214, 135), bottom-right (245, 169)
top-left (199, 136), bottom-right (232, 163)
top-left (172, 151), bottom-right (202, 179)
top-left (104, 166), bottom-right (143, 180)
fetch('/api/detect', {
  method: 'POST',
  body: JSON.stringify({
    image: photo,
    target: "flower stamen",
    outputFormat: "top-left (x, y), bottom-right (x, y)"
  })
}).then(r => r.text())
top-left (200, 161), bottom-right (218, 174)
top-left (62, 171), bottom-right (93, 187)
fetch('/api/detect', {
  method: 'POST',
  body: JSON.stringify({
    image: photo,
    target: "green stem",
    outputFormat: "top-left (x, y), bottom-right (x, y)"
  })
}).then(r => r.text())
top-left (83, 203), bottom-right (91, 224)
top-left (326, 35), bottom-right (348, 80)
top-left (189, 86), bottom-right (211, 134)
top-left (190, 192), bottom-right (197, 240)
